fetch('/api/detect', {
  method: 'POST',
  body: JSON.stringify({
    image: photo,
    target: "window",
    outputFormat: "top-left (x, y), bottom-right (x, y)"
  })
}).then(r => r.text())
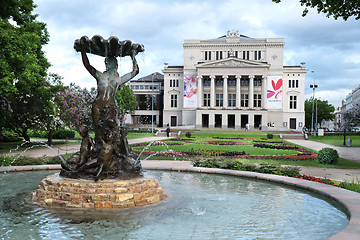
top-left (247, 51), bottom-right (249, 60)
top-left (171, 95), bottom-right (177, 108)
top-left (254, 77), bottom-right (262, 86)
top-left (258, 51), bottom-right (261, 60)
top-left (170, 80), bottom-right (172, 87)
top-left (228, 77), bottom-right (236, 87)
top-left (290, 95), bottom-right (297, 109)
top-left (203, 78), bottom-right (211, 86)
top-left (242, 51), bottom-right (246, 59)
top-left (241, 79), bottom-right (249, 86)
top-left (235, 51), bottom-right (238, 58)
top-left (216, 79), bottom-right (223, 86)
top-left (241, 94), bottom-right (248, 107)
top-left (205, 51), bottom-right (211, 61)
top-left (288, 80), bottom-right (299, 88)
top-left (228, 94), bottom-right (236, 107)
top-left (254, 94), bottom-right (261, 108)
top-left (176, 79), bottom-right (179, 87)
top-left (216, 94), bottom-right (223, 107)
top-left (203, 94), bottom-right (210, 107)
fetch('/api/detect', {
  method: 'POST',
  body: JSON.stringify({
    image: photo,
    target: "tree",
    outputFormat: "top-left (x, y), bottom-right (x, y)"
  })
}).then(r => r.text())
top-left (272, 0), bottom-right (360, 20)
top-left (305, 98), bottom-right (335, 128)
top-left (115, 85), bottom-right (137, 125)
top-left (344, 104), bottom-right (360, 129)
top-left (0, 0), bottom-right (52, 141)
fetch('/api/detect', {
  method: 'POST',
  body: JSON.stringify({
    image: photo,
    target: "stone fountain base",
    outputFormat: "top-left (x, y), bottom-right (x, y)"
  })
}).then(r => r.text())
top-left (33, 173), bottom-right (167, 208)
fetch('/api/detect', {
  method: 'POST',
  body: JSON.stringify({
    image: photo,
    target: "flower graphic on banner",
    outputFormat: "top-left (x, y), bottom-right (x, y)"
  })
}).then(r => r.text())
top-left (267, 78), bottom-right (282, 99)
top-left (184, 76), bottom-right (198, 98)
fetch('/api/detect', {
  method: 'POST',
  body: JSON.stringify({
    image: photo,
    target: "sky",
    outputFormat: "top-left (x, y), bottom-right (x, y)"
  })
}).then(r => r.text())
top-left (33, 0), bottom-right (360, 108)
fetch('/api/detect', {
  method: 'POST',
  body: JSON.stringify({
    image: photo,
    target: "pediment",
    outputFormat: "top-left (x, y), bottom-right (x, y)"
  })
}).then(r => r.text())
top-left (168, 89), bottom-right (180, 94)
top-left (196, 57), bottom-right (270, 68)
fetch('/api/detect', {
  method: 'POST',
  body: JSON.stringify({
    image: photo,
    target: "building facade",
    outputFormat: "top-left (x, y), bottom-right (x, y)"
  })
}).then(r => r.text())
top-left (162, 31), bottom-right (306, 131)
top-left (126, 72), bottom-right (164, 127)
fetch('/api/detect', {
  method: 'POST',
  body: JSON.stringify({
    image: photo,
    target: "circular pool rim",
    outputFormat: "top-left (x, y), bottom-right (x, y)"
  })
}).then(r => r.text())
top-left (1, 163), bottom-right (359, 240)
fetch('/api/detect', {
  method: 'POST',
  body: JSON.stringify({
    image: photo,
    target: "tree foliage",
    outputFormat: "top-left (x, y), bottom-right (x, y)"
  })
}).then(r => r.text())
top-left (55, 83), bottom-right (96, 130)
top-left (344, 104), bottom-right (360, 129)
top-left (305, 98), bottom-right (335, 128)
top-left (273, 0), bottom-right (360, 20)
top-left (115, 85), bottom-right (137, 125)
top-left (0, 0), bottom-right (53, 141)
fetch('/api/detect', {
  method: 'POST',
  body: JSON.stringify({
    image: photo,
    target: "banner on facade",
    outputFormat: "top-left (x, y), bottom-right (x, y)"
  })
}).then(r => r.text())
top-left (183, 75), bottom-right (198, 108)
top-left (267, 76), bottom-right (282, 109)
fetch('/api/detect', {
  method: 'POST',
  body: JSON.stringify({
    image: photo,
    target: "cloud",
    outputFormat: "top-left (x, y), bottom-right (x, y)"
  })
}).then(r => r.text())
top-left (34, 0), bottom-right (360, 108)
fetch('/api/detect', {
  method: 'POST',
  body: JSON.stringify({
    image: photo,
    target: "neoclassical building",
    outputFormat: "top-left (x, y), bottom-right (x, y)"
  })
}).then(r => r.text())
top-left (162, 31), bottom-right (306, 131)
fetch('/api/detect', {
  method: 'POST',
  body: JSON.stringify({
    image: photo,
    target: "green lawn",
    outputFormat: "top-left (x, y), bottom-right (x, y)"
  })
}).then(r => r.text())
top-left (308, 135), bottom-right (360, 147)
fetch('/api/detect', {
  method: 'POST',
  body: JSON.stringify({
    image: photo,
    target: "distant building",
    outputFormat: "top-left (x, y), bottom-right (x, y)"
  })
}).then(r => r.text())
top-left (126, 72), bottom-right (164, 127)
top-left (162, 31), bottom-right (307, 131)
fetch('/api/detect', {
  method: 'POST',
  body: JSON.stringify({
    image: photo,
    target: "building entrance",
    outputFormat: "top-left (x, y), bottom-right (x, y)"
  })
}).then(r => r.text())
top-left (202, 114), bottom-right (209, 128)
top-left (171, 116), bottom-right (177, 127)
top-left (290, 118), bottom-right (296, 129)
top-left (254, 115), bottom-right (262, 128)
top-left (215, 114), bottom-right (222, 128)
top-left (228, 115), bottom-right (235, 128)
top-left (241, 115), bottom-right (248, 128)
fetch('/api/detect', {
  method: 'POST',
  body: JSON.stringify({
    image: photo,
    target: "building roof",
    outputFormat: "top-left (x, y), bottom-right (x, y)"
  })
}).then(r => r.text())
top-left (134, 72), bottom-right (164, 82)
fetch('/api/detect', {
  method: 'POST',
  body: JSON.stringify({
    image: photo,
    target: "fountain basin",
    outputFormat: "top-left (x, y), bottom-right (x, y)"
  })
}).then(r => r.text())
top-left (33, 173), bottom-right (166, 208)
top-left (1, 163), bottom-right (360, 239)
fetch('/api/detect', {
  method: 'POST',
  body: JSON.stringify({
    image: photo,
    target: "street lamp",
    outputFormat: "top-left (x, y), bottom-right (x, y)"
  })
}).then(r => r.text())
top-left (310, 70), bottom-right (318, 136)
top-left (151, 73), bottom-right (154, 133)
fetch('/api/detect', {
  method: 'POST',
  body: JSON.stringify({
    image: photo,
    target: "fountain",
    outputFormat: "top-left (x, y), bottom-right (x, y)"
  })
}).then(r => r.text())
top-left (33, 35), bottom-right (166, 208)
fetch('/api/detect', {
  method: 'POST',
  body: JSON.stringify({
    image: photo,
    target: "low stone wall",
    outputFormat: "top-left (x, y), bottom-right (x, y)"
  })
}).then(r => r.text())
top-left (33, 173), bottom-right (167, 208)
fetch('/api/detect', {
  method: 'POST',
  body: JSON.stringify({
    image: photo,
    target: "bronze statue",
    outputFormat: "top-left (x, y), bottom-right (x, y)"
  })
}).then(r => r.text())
top-left (60, 35), bottom-right (144, 181)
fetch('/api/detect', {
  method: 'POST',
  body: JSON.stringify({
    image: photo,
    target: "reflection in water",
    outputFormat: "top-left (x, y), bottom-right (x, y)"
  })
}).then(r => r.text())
top-left (0, 170), bottom-right (348, 240)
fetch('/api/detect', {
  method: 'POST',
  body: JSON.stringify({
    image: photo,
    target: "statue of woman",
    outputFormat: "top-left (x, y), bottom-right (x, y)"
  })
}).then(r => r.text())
top-left (79, 46), bottom-right (139, 178)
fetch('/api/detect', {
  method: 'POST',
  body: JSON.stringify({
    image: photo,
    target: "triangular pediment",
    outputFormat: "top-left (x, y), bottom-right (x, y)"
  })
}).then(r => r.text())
top-left (196, 57), bottom-right (270, 68)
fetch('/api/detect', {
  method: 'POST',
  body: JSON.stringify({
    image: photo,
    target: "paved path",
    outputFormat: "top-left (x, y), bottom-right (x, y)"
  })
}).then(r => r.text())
top-left (1, 136), bottom-right (172, 158)
top-left (286, 139), bottom-right (360, 163)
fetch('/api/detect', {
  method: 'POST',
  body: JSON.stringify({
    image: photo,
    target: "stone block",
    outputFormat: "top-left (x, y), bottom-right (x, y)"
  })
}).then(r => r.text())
top-left (94, 201), bottom-right (112, 208)
top-left (85, 188), bottom-right (97, 194)
top-left (146, 195), bottom-right (161, 204)
top-left (135, 199), bottom-right (147, 206)
top-left (115, 181), bottom-right (130, 187)
top-left (101, 183), bottom-right (115, 188)
top-left (82, 203), bottom-right (94, 208)
top-left (92, 194), bottom-right (109, 201)
top-left (115, 193), bottom-right (133, 202)
top-left (114, 187), bottom-right (127, 193)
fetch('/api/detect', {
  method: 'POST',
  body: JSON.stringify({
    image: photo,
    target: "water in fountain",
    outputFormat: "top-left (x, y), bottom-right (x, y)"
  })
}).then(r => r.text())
top-left (0, 170), bottom-right (349, 239)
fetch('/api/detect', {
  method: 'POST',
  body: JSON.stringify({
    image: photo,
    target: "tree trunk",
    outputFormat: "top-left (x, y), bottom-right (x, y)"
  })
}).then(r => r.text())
top-left (47, 128), bottom-right (53, 146)
top-left (22, 128), bottom-right (30, 142)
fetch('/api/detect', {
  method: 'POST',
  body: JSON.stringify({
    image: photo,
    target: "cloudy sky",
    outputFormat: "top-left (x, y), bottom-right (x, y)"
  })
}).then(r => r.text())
top-left (34, 0), bottom-right (360, 108)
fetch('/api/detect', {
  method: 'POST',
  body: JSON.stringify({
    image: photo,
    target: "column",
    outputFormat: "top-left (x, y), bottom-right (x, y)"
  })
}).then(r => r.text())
top-left (210, 76), bottom-right (215, 108)
top-left (261, 76), bottom-right (267, 109)
top-left (236, 75), bottom-right (241, 108)
top-left (249, 76), bottom-right (254, 109)
top-left (223, 75), bottom-right (228, 108)
top-left (197, 75), bottom-right (202, 108)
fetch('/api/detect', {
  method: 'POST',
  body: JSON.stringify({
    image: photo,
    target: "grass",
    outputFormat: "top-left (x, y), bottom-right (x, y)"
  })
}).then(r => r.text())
top-left (308, 135), bottom-right (360, 147)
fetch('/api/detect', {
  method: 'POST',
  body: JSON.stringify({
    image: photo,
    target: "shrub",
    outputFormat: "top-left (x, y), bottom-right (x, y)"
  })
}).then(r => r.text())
top-left (53, 129), bottom-right (75, 139)
top-left (185, 132), bottom-right (192, 138)
top-left (266, 133), bottom-right (273, 139)
top-left (27, 129), bottom-right (48, 138)
top-left (0, 132), bottom-right (22, 142)
top-left (317, 148), bottom-right (339, 164)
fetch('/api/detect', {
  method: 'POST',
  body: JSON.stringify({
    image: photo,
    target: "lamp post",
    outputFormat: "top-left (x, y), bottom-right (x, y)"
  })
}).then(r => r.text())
top-left (310, 70), bottom-right (318, 136)
top-left (151, 73), bottom-right (154, 133)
